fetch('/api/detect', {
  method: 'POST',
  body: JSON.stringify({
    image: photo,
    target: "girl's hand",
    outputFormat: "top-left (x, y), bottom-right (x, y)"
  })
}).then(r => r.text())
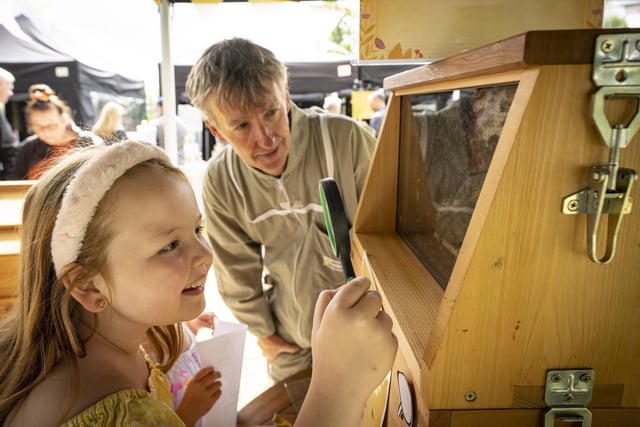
top-left (296, 277), bottom-right (397, 427)
top-left (175, 366), bottom-right (222, 427)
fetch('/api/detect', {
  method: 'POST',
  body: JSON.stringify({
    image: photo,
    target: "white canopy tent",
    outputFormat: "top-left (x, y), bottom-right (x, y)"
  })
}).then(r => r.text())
top-left (2, 0), bottom-right (352, 162)
top-left (156, 0), bottom-right (350, 162)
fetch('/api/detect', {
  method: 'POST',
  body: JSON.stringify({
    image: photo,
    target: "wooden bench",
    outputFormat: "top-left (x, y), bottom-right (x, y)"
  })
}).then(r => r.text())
top-left (0, 181), bottom-right (35, 317)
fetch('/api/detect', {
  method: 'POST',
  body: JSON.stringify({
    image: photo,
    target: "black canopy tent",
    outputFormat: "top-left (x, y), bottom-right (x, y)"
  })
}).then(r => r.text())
top-left (0, 15), bottom-right (145, 139)
top-left (171, 61), bottom-right (418, 108)
top-left (170, 60), bottom-right (417, 159)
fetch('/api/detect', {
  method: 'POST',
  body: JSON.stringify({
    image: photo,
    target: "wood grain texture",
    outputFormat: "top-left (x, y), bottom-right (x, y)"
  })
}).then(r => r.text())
top-left (427, 63), bottom-right (640, 410)
top-left (0, 181), bottom-right (31, 319)
top-left (385, 29), bottom-right (639, 92)
top-left (353, 29), bottom-right (640, 425)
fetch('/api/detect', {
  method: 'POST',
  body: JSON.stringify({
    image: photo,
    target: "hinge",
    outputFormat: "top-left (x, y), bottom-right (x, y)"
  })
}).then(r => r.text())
top-left (544, 369), bottom-right (594, 427)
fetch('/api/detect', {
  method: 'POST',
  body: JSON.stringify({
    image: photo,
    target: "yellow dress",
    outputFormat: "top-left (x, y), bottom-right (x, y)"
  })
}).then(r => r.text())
top-left (60, 351), bottom-right (185, 426)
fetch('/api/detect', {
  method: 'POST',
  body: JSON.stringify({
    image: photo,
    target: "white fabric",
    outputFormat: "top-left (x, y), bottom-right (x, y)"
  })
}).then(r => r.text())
top-left (166, 325), bottom-right (205, 427)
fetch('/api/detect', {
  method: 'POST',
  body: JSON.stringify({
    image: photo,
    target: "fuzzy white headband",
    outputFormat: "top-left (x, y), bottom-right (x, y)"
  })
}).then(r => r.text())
top-left (51, 140), bottom-right (170, 278)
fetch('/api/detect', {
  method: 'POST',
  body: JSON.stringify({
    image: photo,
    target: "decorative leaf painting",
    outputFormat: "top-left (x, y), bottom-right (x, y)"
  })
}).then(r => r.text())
top-left (360, 0), bottom-right (423, 61)
top-left (359, 0), bottom-right (603, 61)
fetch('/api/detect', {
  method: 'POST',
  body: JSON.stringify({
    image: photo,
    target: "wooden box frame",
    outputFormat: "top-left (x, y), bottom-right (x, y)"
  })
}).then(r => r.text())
top-left (353, 29), bottom-right (640, 426)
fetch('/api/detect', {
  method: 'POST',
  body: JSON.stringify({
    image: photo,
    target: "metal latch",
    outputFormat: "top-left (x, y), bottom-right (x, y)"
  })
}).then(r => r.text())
top-left (544, 369), bottom-right (594, 427)
top-left (562, 33), bottom-right (640, 264)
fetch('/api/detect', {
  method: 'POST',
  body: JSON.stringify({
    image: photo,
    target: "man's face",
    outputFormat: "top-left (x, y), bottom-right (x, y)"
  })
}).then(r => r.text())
top-left (0, 79), bottom-right (14, 104)
top-left (204, 82), bottom-right (292, 177)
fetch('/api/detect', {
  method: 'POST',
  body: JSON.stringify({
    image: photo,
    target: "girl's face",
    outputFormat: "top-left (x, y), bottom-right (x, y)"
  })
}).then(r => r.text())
top-left (29, 109), bottom-right (71, 146)
top-left (99, 168), bottom-right (212, 328)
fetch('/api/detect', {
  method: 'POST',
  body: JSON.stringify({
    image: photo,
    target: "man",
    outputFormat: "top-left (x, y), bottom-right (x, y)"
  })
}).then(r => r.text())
top-left (368, 88), bottom-right (387, 137)
top-left (186, 38), bottom-right (376, 381)
top-left (0, 68), bottom-right (19, 180)
top-left (322, 92), bottom-right (342, 114)
top-left (150, 97), bottom-right (189, 161)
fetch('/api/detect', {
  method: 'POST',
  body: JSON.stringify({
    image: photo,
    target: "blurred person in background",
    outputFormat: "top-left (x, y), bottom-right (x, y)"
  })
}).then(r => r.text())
top-left (0, 67), bottom-right (19, 180)
top-left (92, 101), bottom-right (127, 143)
top-left (368, 88), bottom-right (387, 137)
top-left (322, 92), bottom-right (342, 114)
top-left (150, 97), bottom-right (189, 163)
top-left (150, 97), bottom-right (188, 149)
top-left (7, 86), bottom-right (102, 180)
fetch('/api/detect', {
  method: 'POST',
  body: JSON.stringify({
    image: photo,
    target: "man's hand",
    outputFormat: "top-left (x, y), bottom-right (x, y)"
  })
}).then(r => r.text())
top-left (185, 311), bottom-right (216, 335)
top-left (257, 334), bottom-right (301, 363)
top-left (175, 366), bottom-right (222, 427)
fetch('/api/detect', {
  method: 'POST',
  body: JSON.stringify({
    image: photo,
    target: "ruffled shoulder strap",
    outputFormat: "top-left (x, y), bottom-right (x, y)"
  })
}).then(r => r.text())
top-left (139, 346), bottom-right (174, 407)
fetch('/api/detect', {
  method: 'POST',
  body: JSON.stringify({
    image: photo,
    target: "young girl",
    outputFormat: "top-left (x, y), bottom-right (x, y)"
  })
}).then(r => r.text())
top-left (0, 140), bottom-right (397, 427)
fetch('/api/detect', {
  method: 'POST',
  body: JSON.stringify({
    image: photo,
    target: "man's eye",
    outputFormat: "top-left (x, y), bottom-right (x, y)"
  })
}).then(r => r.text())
top-left (160, 240), bottom-right (180, 254)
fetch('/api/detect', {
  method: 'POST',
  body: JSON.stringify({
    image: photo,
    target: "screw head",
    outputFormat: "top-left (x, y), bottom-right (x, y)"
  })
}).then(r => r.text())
top-left (567, 200), bottom-right (579, 212)
top-left (580, 373), bottom-right (592, 383)
top-left (465, 391), bottom-right (477, 402)
top-left (602, 40), bottom-right (615, 53)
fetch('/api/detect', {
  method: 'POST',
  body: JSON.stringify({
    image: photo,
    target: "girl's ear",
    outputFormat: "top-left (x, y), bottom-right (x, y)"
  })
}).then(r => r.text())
top-left (62, 263), bottom-right (108, 313)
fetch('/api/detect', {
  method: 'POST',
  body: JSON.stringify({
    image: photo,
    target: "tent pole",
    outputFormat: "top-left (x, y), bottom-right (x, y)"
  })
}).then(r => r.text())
top-left (159, 0), bottom-right (179, 164)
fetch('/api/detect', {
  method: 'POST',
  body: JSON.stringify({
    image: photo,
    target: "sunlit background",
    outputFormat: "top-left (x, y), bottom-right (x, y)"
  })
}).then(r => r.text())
top-left (0, 0), bottom-right (357, 96)
top-left (1, 0), bottom-right (638, 97)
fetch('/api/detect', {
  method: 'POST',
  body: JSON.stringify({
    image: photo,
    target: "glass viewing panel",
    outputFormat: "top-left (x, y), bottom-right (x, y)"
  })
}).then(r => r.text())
top-left (396, 84), bottom-right (518, 289)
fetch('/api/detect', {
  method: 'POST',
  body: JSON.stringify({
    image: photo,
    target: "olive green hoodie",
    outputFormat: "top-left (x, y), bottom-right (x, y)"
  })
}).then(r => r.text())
top-left (202, 103), bottom-right (375, 350)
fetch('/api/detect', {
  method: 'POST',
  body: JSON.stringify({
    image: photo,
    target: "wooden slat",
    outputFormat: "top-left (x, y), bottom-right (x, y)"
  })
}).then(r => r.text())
top-left (237, 368), bottom-right (311, 426)
top-left (426, 408), bottom-right (640, 427)
top-left (0, 180), bottom-right (34, 198)
top-left (0, 181), bottom-right (29, 319)
top-left (0, 250), bottom-right (19, 299)
top-left (385, 29), bottom-right (638, 92)
top-left (353, 233), bottom-right (442, 383)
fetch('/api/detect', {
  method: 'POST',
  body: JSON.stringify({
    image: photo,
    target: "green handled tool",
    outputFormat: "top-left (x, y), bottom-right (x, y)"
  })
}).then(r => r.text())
top-left (319, 177), bottom-right (355, 281)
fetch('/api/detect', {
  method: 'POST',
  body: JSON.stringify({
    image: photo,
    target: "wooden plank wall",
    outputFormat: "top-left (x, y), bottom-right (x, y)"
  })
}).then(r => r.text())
top-left (0, 181), bottom-right (34, 318)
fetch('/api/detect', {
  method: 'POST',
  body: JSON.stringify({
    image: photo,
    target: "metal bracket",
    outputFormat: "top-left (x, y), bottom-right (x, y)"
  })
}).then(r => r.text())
top-left (592, 34), bottom-right (640, 87)
top-left (562, 33), bottom-right (639, 264)
top-left (544, 369), bottom-right (594, 427)
top-left (562, 166), bottom-right (636, 264)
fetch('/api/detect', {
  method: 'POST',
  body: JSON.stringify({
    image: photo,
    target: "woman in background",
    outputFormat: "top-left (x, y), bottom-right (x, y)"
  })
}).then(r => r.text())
top-left (92, 101), bottom-right (127, 143)
top-left (7, 86), bottom-right (102, 180)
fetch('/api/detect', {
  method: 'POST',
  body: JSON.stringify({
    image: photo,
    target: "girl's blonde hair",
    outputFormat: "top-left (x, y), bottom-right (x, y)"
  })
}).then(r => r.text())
top-left (92, 101), bottom-right (125, 142)
top-left (0, 144), bottom-right (185, 423)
